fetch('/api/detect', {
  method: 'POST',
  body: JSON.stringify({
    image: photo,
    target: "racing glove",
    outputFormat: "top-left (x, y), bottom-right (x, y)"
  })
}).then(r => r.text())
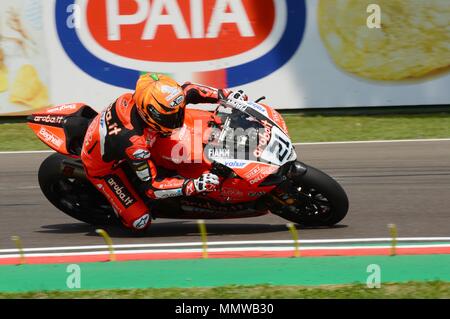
top-left (218, 89), bottom-right (248, 101)
top-left (230, 90), bottom-right (248, 101)
top-left (183, 173), bottom-right (220, 196)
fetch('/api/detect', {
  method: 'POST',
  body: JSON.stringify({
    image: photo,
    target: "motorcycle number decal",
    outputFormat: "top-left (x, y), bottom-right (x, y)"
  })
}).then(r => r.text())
top-left (269, 133), bottom-right (291, 162)
top-left (260, 126), bottom-right (294, 165)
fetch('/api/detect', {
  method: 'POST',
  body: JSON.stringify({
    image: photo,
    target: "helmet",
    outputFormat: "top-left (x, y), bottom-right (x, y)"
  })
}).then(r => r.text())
top-left (134, 73), bottom-right (186, 135)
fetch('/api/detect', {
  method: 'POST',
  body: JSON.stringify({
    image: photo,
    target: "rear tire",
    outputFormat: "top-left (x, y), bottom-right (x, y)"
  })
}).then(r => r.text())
top-left (274, 165), bottom-right (349, 226)
top-left (38, 153), bottom-right (118, 226)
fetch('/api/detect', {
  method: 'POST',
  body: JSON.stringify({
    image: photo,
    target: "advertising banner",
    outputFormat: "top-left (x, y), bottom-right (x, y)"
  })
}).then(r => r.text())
top-left (0, 0), bottom-right (50, 115)
top-left (1, 0), bottom-right (449, 115)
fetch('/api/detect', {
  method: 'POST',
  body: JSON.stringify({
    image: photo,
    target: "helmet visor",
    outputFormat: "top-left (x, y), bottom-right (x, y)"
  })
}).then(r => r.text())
top-left (146, 104), bottom-right (185, 130)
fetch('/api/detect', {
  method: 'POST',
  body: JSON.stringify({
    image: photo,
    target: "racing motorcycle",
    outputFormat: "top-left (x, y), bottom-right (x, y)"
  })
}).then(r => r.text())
top-left (27, 96), bottom-right (349, 228)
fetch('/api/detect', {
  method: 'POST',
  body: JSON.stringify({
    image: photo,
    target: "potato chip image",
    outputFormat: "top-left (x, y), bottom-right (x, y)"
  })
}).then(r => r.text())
top-left (318, 0), bottom-right (450, 80)
top-left (9, 64), bottom-right (49, 109)
top-left (0, 49), bottom-right (7, 92)
top-left (0, 66), bottom-right (7, 92)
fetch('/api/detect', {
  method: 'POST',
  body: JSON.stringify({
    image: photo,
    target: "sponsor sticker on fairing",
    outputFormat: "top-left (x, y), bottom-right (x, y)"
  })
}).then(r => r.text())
top-left (210, 148), bottom-right (229, 158)
top-left (253, 121), bottom-right (273, 158)
top-left (247, 102), bottom-right (268, 116)
top-left (207, 147), bottom-right (231, 159)
top-left (223, 160), bottom-right (248, 168)
top-left (47, 104), bottom-right (78, 113)
top-left (38, 127), bottom-right (64, 148)
top-left (259, 125), bottom-right (296, 165)
top-left (33, 115), bottom-right (64, 124)
top-left (244, 164), bottom-right (278, 183)
top-left (221, 188), bottom-right (244, 198)
top-left (153, 189), bottom-right (183, 199)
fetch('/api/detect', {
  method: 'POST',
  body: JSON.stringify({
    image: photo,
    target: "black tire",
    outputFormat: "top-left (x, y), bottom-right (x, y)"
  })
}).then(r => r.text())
top-left (38, 153), bottom-right (118, 226)
top-left (275, 164), bottom-right (349, 226)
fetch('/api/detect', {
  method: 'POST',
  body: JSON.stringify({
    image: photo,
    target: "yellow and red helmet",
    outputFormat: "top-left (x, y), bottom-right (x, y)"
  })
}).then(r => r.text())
top-left (134, 73), bottom-right (186, 135)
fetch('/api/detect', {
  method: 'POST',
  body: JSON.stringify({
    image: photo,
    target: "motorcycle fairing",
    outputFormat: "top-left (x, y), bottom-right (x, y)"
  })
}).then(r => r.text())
top-left (27, 103), bottom-right (97, 156)
top-left (151, 195), bottom-right (269, 219)
top-left (258, 124), bottom-right (297, 166)
top-left (149, 109), bottom-right (216, 178)
top-left (148, 107), bottom-right (283, 197)
top-left (206, 98), bottom-right (297, 184)
top-left (206, 176), bottom-right (277, 204)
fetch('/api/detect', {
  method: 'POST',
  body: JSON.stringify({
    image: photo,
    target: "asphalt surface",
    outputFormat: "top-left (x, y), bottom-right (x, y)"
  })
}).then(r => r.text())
top-left (1, 140), bottom-right (449, 248)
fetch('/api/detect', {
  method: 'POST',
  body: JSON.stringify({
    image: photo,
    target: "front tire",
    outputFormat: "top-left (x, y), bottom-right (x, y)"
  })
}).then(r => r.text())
top-left (274, 165), bottom-right (349, 226)
top-left (38, 153), bottom-right (118, 226)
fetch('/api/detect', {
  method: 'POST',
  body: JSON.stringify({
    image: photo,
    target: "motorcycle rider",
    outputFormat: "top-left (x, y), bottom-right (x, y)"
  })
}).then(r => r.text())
top-left (81, 73), bottom-right (245, 231)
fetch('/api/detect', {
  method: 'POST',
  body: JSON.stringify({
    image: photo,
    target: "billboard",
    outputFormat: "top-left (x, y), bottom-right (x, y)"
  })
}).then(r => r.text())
top-left (1, 0), bottom-right (449, 115)
top-left (0, 0), bottom-right (50, 115)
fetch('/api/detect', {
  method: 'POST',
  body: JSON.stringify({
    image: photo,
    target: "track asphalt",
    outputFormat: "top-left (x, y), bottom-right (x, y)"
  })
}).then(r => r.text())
top-left (1, 140), bottom-right (449, 248)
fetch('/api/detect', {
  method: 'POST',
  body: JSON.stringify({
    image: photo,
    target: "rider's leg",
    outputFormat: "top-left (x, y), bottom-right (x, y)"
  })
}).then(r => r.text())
top-left (87, 168), bottom-right (152, 231)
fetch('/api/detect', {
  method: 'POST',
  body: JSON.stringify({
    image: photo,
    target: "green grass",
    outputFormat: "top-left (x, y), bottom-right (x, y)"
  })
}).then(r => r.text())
top-left (2, 113), bottom-right (450, 151)
top-left (284, 113), bottom-right (450, 143)
top-left (0, 123), bottom-right (45, 151)
top-left (0, 281), bottom-right (448, 299)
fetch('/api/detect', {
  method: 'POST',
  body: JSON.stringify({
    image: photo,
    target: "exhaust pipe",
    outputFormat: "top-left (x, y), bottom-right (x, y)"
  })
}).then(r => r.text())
top-left (61, 158), bottom-right (88, 181)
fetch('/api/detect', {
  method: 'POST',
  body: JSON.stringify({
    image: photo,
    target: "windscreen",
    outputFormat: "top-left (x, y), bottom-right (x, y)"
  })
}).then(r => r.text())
top-left (205, 104), bottom-right (296, 166)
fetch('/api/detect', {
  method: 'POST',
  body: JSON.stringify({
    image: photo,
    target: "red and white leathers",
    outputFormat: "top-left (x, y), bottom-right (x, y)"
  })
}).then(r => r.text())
top-left (81, 83), bottom-right (229, 231)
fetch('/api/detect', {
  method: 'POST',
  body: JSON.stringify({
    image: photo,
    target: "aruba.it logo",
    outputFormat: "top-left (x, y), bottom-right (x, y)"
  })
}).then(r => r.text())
top-left (56, 0), bottom-right (306, 88)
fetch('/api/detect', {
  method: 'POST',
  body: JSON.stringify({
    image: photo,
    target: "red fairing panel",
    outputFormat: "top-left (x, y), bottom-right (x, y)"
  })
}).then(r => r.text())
top-left (27, 103), bottom-right (89, 155)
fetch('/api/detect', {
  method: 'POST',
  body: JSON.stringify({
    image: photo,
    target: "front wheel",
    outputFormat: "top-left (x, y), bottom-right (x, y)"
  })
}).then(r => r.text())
top-left (272, 164), bottom-right (349, 227)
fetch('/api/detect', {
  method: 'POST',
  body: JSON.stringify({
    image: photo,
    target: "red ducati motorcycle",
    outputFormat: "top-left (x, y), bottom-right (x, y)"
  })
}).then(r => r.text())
top-left (27, 96), bottom-right (349, 227)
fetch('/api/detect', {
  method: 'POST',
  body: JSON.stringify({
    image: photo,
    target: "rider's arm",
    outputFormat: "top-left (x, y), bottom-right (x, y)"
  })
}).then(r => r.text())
top-left (125, 141), bottom-right (218, 199)
top-left (181, 82), bottom-right (231, 104)
top-left (140, 159), bottom-right (186, 199)
top-left (130, 158), bottom-right (219, 199)
top-left (124, 140), bottom-right (187, 199)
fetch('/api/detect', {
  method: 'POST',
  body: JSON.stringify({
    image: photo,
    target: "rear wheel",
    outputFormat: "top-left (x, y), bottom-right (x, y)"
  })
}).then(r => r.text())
top-left (38, 153), bottom-right (118, 226)
top-left (272, 165), bottom-right (349, 226)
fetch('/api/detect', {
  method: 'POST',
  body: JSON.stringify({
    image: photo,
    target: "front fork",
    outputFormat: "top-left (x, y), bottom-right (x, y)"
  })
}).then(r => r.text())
top-left (262, 161), bottom-right (309, 213)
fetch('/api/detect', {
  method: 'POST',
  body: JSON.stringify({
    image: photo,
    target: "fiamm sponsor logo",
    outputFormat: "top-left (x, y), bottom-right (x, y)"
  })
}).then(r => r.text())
top-left (56, 0), bottom-right (306, 88)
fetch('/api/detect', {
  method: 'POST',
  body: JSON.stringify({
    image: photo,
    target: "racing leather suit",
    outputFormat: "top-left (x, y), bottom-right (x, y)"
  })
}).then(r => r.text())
top-left (81, 83), bottom-right (229, 230)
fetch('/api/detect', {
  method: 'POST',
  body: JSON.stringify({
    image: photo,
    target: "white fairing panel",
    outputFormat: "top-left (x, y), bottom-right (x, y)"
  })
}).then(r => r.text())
top-left (260, 126), bottom-right (297, 166)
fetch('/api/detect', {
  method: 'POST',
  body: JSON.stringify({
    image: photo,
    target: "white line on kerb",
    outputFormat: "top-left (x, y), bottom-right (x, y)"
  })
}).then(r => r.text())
top-left (0, 237), bottom-right (449, 254)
